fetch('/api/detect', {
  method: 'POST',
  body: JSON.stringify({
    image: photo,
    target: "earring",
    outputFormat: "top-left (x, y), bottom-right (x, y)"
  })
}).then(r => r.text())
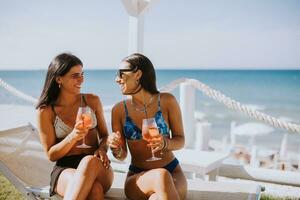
top-left (58, 84), bottom-right (61, 88)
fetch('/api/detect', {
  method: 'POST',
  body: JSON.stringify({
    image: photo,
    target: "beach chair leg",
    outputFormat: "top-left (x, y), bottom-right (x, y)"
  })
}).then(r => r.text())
top-left (208, 168), bottom-right (218, 181)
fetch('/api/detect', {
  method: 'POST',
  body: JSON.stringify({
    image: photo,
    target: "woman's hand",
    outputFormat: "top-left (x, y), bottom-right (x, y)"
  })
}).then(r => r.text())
top-left (147, 135), bottom-right (166, 153)
top-left (107, 131), bottom-right (122, 149)
top-left (94, 149), bottom-right (110, 169)
top-left (107, 131), bottom-right (123, 158)
top-left (68, 120), bottom-right (90, 143)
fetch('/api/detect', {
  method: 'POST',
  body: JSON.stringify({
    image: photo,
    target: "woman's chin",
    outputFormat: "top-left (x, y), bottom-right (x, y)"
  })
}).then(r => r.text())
top-left (121, 88), bottom-right (128, 94)
top-left (72, 89), bottom-right (81, 95)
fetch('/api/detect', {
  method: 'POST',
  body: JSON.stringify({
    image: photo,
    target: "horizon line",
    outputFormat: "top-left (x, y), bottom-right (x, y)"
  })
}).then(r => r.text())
top-left (1, 67), bottom-right (300, 71)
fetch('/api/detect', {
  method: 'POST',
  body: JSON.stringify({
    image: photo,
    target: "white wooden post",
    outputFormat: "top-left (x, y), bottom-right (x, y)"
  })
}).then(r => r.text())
top-left (128, 15), bottom-right (144, 54)
top-left (221, 135), bottom-right (228, 152)
top-left (121, 0), bottom-right (159, 55)
top-left (195, 122), bottom-right (211, 151)
top-left (180, 82), bottom-right (195, 149)
top-left (230, 121), bottom-right (236, 147)
top-left (279, 133), bottom-right (288, 159)
top-left (298, 147), bottom-right (300, 171)
top-left (250, 145), bottom-right (259, 167)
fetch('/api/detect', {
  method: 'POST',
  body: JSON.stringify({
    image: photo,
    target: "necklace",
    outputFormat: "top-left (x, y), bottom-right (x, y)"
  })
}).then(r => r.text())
top-left (131, 95), bottom-right (154, 113)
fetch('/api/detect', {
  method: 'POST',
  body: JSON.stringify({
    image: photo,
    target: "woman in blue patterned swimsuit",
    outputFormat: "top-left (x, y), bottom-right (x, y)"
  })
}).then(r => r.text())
top-left (108, 53), bottom-right (187, 200)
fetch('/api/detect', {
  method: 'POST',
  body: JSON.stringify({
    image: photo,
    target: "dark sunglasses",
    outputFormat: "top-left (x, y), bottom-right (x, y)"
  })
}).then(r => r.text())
top-left (116, 66), bottom-right (138, 78)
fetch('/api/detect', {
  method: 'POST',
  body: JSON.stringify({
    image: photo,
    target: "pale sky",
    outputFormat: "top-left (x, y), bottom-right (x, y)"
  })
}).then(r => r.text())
top-left (0, 0), bottom-right (300, 70)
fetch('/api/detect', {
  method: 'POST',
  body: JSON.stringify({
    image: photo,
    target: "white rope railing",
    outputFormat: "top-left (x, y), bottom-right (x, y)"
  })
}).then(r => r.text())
top-left (0, 78), bottom-right (114, 112)
top-left (0, 78), bottom-right (38, 104)
top-left (160, 78), bottom-right (300, 134)
top-left (1, 77), bottom-right (300, 134)
top-left (159, 78), bottom-right (187, 92)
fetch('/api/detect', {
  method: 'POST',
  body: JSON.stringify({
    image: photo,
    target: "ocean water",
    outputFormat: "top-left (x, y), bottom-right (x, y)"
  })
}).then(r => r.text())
top-left (1, 70), bottom-right (300, 151)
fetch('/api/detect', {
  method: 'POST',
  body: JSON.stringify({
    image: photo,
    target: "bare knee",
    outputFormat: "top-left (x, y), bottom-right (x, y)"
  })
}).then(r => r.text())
top-left (125, 176), bottom-right (148, 200)
top-left (153, 168), bottom-right (173, 188)
top-left (155, 168), bottom-right (173, 183)
top-left (78, 155), bottom-right (103, 175)
top-left (88, 181), bottom-right (104, 200)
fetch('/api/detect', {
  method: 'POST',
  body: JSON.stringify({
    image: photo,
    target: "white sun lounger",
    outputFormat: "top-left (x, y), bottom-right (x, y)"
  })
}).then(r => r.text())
top-left (0, 124), bottom-right (262, 200)
top-left (0, 124), bottom-right (55, 199)
top-left (0, 123), bottom-right (126, 200)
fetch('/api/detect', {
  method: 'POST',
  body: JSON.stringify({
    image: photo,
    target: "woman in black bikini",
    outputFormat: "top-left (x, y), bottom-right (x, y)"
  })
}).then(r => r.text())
top-left (36, 53), bottom-right (113, 199)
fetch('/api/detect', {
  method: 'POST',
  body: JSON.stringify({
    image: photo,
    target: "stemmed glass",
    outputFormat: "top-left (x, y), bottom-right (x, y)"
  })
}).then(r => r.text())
top-left (142, 118), bottom-right (162, 161)
top-left (76, 106), bottom-right (93, 148)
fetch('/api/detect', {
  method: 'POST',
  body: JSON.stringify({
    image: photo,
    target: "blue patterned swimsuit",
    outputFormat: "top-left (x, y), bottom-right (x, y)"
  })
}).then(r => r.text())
top-left (123, 94), bottom-right (170, 140)
top-left (123, 94), bottom-right (179, 174)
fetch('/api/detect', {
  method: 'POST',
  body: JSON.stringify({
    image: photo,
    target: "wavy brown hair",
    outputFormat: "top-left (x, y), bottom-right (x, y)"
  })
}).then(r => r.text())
top-left (122, 53), bottom-right (159, 94)
top-left (36, 53), bottom-right (82, 109)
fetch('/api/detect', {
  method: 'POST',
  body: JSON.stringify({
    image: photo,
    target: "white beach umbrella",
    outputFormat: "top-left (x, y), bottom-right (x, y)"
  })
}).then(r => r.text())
top-left (231, 121), bottom-right (274, 147)
top-left (232, 122), bottom-right (274, 137)
top-left (231, 122), bottom-right (275, 167)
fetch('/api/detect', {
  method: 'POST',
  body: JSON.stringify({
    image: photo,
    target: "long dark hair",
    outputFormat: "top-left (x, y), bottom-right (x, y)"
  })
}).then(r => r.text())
top-left (122, 53), bottom-right (159, 94)
top-left (35, 53), bottom-right (83, 109)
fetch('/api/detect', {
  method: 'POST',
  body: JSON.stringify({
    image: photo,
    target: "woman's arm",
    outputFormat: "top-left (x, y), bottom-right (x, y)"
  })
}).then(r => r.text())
top-left (90, 94), bottom-right (109, 152)
top-left (37, 107), bottom-right (82, 161)
top-left (163, 93), bottom-right (185, 151)
top-left (110, 102), bottom-right (127, 161)
top-left (87, 94), bottom-right (112, 168)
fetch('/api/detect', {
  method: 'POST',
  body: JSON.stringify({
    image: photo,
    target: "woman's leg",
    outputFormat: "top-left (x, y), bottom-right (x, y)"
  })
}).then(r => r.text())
top-left (55, 168), bottom-right (76, 197)
top-left (147, 165), bottom-right (187, 200)
top-left (56, 155), bottom-right (113, 200)
top-left (171, 165), bottom-right (187, 200)
top-left (125, 168), bottom-right (180, 200)
top-left (86, 180), bottom-right (104, 200)
top-left (94, 162), bottom-right (114, 193)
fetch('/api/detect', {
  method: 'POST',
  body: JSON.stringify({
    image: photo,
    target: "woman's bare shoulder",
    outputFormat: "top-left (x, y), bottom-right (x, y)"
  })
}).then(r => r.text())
top-left (112, 100), bottom-right (126, 112)
top-left (85, 93), bottom-right (100, 103)
top-left (160, 92), bottom-right (177, 102)
top-left (37, 106), bottom-right (54, 120)
top-left (159, 92), bottom-right (179, 113)
top-left (84, 93), bottom-right (102, 110)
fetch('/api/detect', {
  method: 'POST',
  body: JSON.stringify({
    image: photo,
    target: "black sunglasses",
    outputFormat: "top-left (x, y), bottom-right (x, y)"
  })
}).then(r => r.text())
top-left (116, 66), bottom-right (138, 78)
